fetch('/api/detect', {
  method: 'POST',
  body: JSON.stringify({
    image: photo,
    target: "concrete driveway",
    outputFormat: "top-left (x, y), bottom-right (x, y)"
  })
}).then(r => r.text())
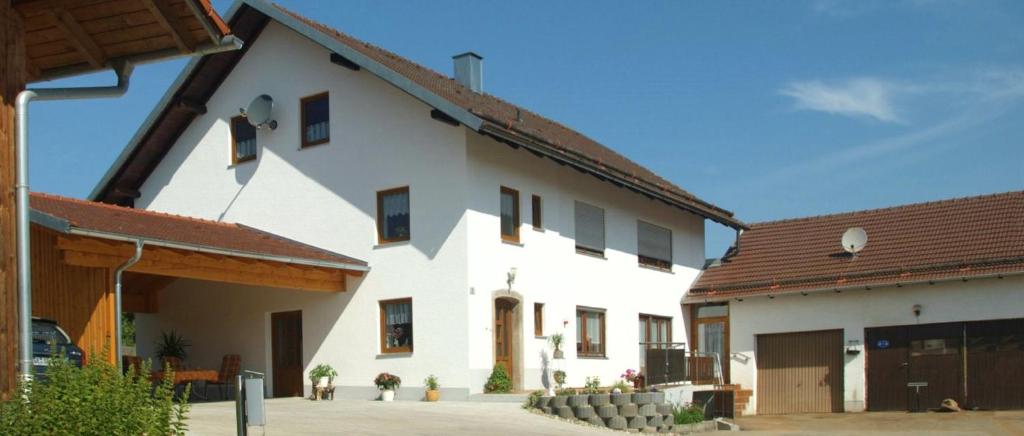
top-left (187, 398), bottom-right (613, 435)
top-left (736, 411), bottom-right (1024, 435)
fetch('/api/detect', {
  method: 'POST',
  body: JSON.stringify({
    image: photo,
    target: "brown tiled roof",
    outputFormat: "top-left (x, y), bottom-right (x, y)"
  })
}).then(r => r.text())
top-left (689, 191), bottom-right (1024, 301)
top-left (30, 192), bottom-right (366, 268)
top-left (271, 5), bottom-right (739, 228)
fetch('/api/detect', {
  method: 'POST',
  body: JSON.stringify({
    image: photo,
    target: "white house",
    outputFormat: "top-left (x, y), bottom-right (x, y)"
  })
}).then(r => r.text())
top-left (90, 0), bottom-right (744, 400)
top-left (688, 191), bottom-right (1024, 415)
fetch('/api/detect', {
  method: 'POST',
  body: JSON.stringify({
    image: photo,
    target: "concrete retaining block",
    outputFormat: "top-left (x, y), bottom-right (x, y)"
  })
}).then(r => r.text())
top-left (535, 396), bottom-right (552, 409)
top-left (651, 392), bottom-right (665, 404)
top-left (610, 393), bottom-right (632, 406)
top-left (549, 396), bottom-right (568, 408)
top-left (573, 405), bottom-right (596, 419)
top-left (618, 403), bottom-right (639, 417)
top-left (555, 405), bottom-right (575, 419)
top-left (566, 394), bottom-right (590, 408)
top-left (632, 392), bottom-right (654, 405)
top-left (605, 415), bottom-right (628, 430)
top-left (656, 403), bottom-right (673, 415)
top-left (658, 424), bottom-right (672, 433)
top-left (585, 416), bottom-right (605, 427)
top-left (588, 393), bottom-right (610, 406)
top-left (596, 404), bottom-right (619, 419)
top-left (642, 427), bottom-right (657, 433)
top-left (540, 406), bottom-right (551, 414)
top-left (627, 416), bottom-right (647, 429)
top-left (647, 415), bottom-right (663, 427)
top-left (639, 403), bottom-right (659, 417)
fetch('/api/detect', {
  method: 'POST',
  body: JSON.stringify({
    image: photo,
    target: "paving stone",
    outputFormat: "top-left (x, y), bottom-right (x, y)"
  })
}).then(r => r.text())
top-left (589, 393), bottom-right (611, 406)
top-left (658, 424), bottom-right (671, 433)
top-left (573, 405), bottom-right (596, 419)
top-left (639, 403), bottom-right (659, 417)
top-left (627, 416), bottom-right (647, 429)
top-left (596, 404), bottom-right (619, 419)
top-left (604, 415), bottom-right (628, 430)
top-left (610, 393), bottom-right (632, 406)
top-left (619, 403), bottom-right (639, 418)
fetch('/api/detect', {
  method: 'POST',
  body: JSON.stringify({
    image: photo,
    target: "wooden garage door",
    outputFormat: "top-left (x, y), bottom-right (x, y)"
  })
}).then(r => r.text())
top-left (967, 318), bottom-right (1024, 409)
top-left (757, 330), bottom-right (844, 414)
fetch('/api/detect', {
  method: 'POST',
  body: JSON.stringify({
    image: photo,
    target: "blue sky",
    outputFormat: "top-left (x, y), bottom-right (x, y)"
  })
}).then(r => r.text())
top-left (28, 0), bottom-right (1023, 256)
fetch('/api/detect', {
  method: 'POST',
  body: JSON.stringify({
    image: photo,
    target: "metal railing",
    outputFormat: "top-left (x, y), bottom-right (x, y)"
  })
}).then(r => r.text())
top-left (638, 342), bottom-right (724, 387)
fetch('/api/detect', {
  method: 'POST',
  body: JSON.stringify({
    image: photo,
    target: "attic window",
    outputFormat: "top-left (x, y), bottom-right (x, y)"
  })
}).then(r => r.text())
top-left (301, 92), bottom-right (330, 147)
top-left (231, 116), bottom-right (256, 164)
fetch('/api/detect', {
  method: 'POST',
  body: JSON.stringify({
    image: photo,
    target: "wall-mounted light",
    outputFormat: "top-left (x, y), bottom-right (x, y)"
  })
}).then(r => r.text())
top-left (913, 304), bottom-right (922, 318)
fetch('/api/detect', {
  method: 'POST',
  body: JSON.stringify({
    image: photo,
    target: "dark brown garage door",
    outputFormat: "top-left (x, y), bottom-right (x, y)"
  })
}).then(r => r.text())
top-left (866, 318), bottom-right (1024, 411)
top-left (756, 330), bottom-right (844, 414)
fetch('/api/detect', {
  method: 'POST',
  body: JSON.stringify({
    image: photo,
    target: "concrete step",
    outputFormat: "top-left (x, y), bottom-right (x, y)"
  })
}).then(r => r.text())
top-left (466, 393), bottom-right (530, 403)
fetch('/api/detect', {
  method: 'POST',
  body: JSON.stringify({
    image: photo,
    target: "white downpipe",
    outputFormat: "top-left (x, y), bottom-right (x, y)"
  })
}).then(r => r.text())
top-left (114, 241), bottom-right (144, 372)
top-left (15, 62), bottom-right (133, 382)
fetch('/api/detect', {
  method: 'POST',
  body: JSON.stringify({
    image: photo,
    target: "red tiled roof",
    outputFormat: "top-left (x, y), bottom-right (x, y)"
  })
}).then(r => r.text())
top-left (30, 193), bottom-right (366, 268)
top-left (689, 191), bottom-right (1024, 301)
top-left (273, 4), bottom-right (740, 228)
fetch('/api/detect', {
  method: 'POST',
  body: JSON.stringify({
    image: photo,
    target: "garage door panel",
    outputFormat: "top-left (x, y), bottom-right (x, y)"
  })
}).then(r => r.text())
top-left (866, 326), bottom-right (909, 411)
top-left (757, 329), bottom-right (844, 415)
top-left (967, 319), bottom-right (1024, 409)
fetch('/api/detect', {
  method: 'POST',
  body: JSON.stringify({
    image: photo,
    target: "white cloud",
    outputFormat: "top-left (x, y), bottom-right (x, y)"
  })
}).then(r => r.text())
top-left (780, 78), bottom-right (904, 123)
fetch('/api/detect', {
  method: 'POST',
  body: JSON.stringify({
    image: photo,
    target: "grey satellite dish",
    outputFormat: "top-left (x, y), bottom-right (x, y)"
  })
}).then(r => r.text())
top-left (241, 94), bottom-right (277, 130)
top-left (841, 227), bottom-right (868, 254)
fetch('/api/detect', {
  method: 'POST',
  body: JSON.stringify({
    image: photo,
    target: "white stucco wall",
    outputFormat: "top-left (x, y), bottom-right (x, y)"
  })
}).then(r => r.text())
top-left (727, 275), bottom-right (1024, 414)
top-left (134, 22), bottom-right (472, 398)
top-left (463, 131), bottom-right (706, 392)
top-left (130, 19), bottom-right (712, 398)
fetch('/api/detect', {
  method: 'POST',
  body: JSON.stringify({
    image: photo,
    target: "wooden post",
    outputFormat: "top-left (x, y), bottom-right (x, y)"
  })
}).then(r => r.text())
top-left (1, 0), bottom-right (27, 400)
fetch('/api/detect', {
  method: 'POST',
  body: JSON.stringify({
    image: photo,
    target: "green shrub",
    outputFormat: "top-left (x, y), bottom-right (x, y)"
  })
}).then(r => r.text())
top-left (523, 390), bottom-right (545, 409)
top-left (611, 380), bottom-right (633, 394)
top-left (583, 376), bottom-right (602, 394)
top-left (555, 387), bottom-right (577, 396)
top-left (0, 352), bottom-right (190, 435)
top-left (484, 364), bottom-right (512, 393)
top-left (672, 403), bottom-right (705, 425)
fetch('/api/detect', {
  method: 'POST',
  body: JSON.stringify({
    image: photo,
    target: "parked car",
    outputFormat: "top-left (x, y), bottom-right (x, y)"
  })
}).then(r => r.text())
top-left (32, 317), bottom-right (85, 377)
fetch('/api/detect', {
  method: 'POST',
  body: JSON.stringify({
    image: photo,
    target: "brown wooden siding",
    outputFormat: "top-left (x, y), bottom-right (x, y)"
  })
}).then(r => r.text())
top-left (756, 329), bottom-right (844, 415)
top-left (30, 227), bottom-right (114, 363)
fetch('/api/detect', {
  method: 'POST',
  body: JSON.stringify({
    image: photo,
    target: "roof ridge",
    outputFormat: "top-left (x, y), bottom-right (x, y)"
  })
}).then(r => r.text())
top-left (749, 190), bottom-right (1024, 227)
top-left (29, 192), bottom-right (242, 230)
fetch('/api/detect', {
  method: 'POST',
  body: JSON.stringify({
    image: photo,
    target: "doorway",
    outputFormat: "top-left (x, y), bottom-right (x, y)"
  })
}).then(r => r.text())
top-left (691, 303), bottom-right (730, 383)
top-left (494, 298), bottom-right (517, 388)
top-left (271, 310), bottom-right (303, 397)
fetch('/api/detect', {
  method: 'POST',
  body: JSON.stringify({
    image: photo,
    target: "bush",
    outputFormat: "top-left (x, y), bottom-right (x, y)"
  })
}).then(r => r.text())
top-left (484, 364), bottom-right (512, 393)
top-left (611, 379), bottom-right (633, 393)
top-left (672, 403), bottom-right (705, 425)
top-left (583, 376), bottom-right (602, 394)
top-left (555, 387), bottom-right (577, 396)
top-left (0, 353), bottom-right (189, 435)
top-left (523, 389), bottom-right (544, 409)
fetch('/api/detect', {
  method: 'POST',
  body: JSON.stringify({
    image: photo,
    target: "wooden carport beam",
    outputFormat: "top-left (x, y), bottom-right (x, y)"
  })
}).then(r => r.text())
top-left (142, 0), bottom-right (196, 54)
top-left (49, 7), bottom-right (106, 69)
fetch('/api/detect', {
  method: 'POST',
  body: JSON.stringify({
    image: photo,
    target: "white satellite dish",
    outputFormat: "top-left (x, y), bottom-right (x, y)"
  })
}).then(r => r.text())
top-left (241, 94), bottom-right (277, 130)
top-left (841, 227), bottom-right (868, 254)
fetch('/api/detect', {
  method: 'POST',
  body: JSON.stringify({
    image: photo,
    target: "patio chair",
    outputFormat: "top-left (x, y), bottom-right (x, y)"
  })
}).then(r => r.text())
top-left (205, 354), bottom-right (241, 400)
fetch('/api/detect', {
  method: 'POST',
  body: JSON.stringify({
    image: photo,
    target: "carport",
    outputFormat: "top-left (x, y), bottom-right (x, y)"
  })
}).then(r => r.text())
top-left (26, 192), bottom-right (367, 388)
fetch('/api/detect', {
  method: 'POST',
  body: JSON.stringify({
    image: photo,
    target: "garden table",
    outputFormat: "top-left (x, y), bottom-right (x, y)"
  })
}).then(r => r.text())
top-left (151, 369), bottom-right (219, 400)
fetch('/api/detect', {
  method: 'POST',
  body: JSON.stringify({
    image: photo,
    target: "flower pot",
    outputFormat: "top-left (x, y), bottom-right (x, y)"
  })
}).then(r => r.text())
top-left (425, 389), bottom-right (440, 402)
top-left (381, 389), bottom-right (396, 402)
top-left (553, 349), bottom-right (564, 359)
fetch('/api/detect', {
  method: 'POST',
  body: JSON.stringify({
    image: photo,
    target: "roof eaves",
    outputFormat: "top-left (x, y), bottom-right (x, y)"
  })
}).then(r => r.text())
top-left (29, 209), bottom-right (71, 234)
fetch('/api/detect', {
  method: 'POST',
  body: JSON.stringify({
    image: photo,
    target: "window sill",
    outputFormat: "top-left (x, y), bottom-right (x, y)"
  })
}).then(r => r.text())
top-left (575, 249), bottom-right (606, 260)
top-left (501, 239), bottom-right (524, 247)
top-left (298, 140), bottom-right (330, 150)
top-left (374, 240), bottom-right (410, 249)
top-left (639, 263), bottom-right (674, 274)
top-left (226, 159), bottom-right (255, 169)
top-left (532, 227), bottom-right (545, 233)
top-left (376, 352), bottom-right (412, 359)
top-left (577, 355), bottom-right (608, 360)
top-left (535, 335), bottom-right (547, 339)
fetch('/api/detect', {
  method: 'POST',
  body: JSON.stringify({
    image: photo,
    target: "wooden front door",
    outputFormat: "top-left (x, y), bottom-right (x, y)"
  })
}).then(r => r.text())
top-left (271, 311), bottom-right (303, 397)
top-left (494, 299), bottom-right (515, 387)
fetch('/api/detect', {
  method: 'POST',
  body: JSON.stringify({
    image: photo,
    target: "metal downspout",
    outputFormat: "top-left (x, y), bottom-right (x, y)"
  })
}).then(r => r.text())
top-left (14, 63), bottom-right (134, 381)
top-left (114, 241), bottom-right (144, 372)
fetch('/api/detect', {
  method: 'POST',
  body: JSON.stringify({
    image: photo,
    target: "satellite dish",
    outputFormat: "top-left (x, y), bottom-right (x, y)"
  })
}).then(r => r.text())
top-left (841, 227), bottom-right (868, 254)
top-left (241, 94), bottom-right (277, 130)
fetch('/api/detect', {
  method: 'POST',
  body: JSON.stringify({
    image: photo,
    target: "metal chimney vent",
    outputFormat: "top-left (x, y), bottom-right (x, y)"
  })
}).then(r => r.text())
top-left (453, 52), bottom-right (483, 93)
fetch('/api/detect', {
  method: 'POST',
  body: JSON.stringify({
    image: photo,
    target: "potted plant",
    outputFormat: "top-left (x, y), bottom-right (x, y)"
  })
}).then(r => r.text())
top-left (155, 330), bottom-right (190, 365)
top-left (374, 372), bottom-right (401, 401)
top-left (309, 364), bottom-right (337, 401)
top-left (424, 374), bottom-right (440, 402)
top-left (553, 370), bottom-right (567, 389)
top-left (549, 333), bottom-right (565, 359)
